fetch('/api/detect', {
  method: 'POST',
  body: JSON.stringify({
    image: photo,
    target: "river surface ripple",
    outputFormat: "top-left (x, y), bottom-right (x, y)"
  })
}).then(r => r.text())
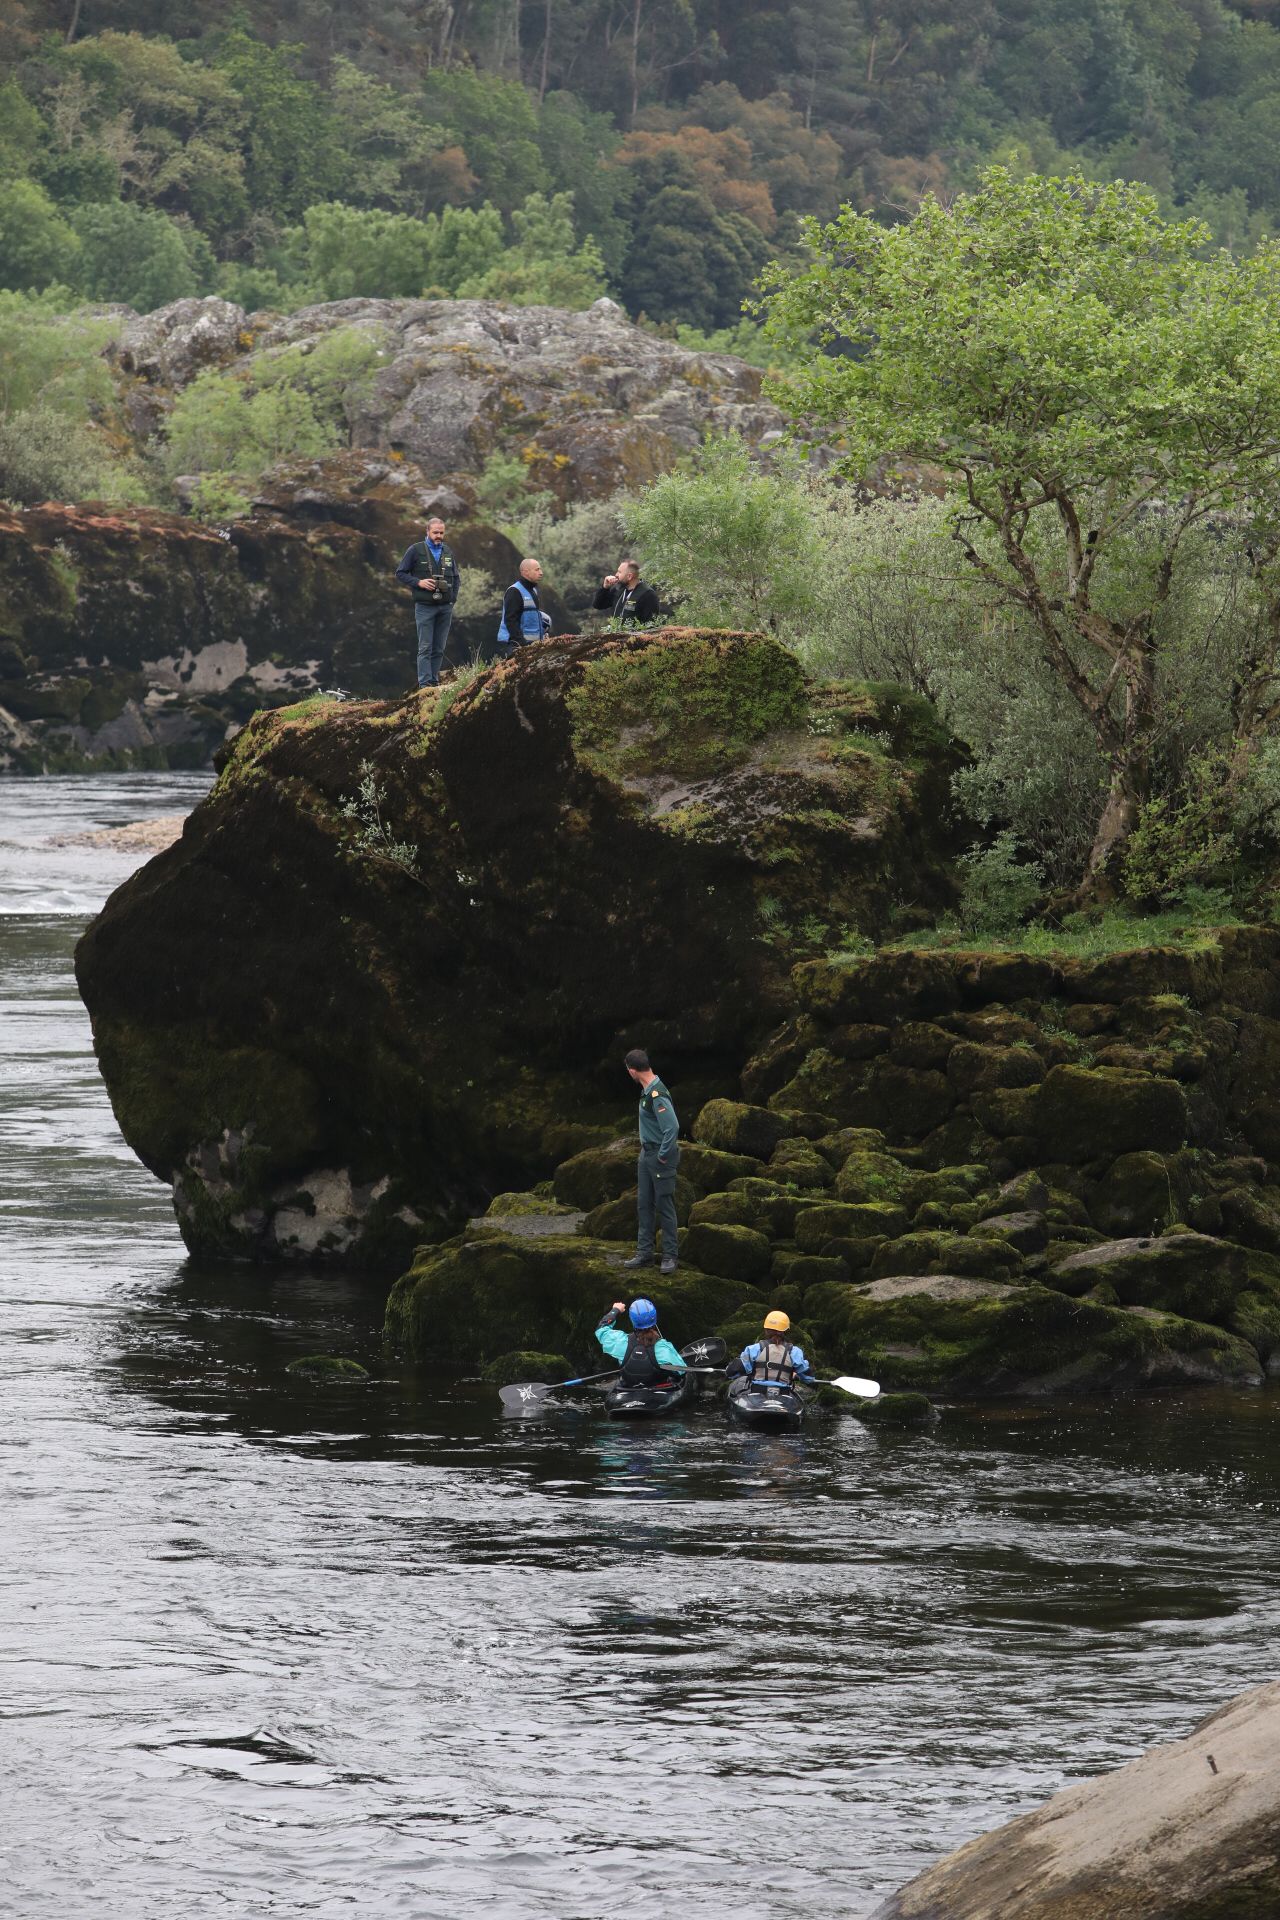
top-left (3, 773), bottom-right (1280, 1919)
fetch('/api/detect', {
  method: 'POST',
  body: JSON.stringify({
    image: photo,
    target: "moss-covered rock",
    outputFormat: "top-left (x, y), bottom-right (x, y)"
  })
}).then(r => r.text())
top-left (796, 1201), bottom-right (909, 1251)
top-left (804, 1274), bottom-right (1262, 1395)
top-left (484, 1190), bottom-right (566, 1217)
top-left (1036, 1064), bottom-right (1189, 1163)
top-left (1219, 1185), bottom-right (1280, 1255)
top-left (481, 1350), bottom-right (571, 1385)
top-left (676, 1143), bottom-right (764, 1191)
top-left (1088, 1151), bottom-right (1185, 1237)
top-left (869, 1231), bottom-right (1025, 1280)
top-left (970, 1210), bottom-right (1049, 1254)
top-left (768, 1139), bottom-right (835, 1188)
top-left (834, 1149), bottom-right (912, 1205)
top-left (385, 1228), bottom-right (765, 1367)
top-left (693, 1099), bottom-right (790, 1160)
top-left (852, 1390), bottom-right (938, 1426)
top-left (946, 1041), bottom-right (1043, 1099)
top-left (679, 1221), bottom-right (773, 1283)
top-left (79, 633), bottom-right (964, 1264)
top-left (1048, 1233), bottom-right (1245, 1323)
top-left (552, 1140), bottom-right (638, 1210)
top-left (286, 1354), bottom-right (369, 1380)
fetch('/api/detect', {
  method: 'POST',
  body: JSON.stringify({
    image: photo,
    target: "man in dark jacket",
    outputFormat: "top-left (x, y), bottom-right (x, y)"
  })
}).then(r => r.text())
top-left (395, 515), bottom-right (461, 689)
top-left (592, 558), bottom-right (660, 628)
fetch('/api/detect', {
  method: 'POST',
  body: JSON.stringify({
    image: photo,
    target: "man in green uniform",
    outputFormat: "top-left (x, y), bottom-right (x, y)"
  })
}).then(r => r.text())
top-left (622, 1047), bottom-right (680, 1274)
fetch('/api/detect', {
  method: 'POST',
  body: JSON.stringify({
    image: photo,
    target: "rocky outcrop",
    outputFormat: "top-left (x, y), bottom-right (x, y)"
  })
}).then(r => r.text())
top-left (389, 926), bottom-right (1280, 1395)
top-left (76, 632), bottom-right (962, 1267)
top-left (871, 1682), bottom-right (1280, 1919)
top-left (113, 294), bottom-right (785, 507)
top-left (0, 455), bottom-right (554, 772)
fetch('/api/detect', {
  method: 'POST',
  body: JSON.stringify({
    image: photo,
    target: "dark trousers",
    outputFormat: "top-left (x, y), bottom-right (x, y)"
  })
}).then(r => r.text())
top-left (636, 1148), bottom-right (679, 1260)
top-left (415, 603), bottom-right (453, 687)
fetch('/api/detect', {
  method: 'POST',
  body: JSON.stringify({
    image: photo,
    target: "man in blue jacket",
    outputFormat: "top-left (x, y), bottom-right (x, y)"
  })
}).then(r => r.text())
top-left (596, 1299), bottom-right (687, 1385)
top-left (623, 1046), bottom-right (680, 1274)
top-left (395, 515), bottom-right (461, 689)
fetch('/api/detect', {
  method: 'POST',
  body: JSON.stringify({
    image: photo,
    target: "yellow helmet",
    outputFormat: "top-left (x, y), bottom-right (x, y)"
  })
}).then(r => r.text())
top-left (764, 1310), bottom-right (791, 1333)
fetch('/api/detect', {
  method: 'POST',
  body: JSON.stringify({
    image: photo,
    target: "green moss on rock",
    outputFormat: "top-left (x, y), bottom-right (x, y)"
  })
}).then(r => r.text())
top-left (286, 1354), bottom-right (369, 1380)
top-left (1036, 1064), bottom-right (1189, 1164)
top-left (481, 1350), bottom-right (570, 1385)
top-left (694, 1099), bottom-right (790, 1159)
top-left (385, 1229), bottom-right (766, 1368)
top-left (679, 1221), bottom-right (773, 1283)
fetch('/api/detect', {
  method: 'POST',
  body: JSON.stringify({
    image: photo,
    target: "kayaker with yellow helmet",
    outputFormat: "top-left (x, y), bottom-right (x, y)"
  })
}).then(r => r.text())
top-left (729, 1311), bottom-right (816, 1388)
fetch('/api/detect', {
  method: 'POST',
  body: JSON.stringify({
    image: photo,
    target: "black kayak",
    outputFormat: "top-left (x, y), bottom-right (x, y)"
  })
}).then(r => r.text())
top-left (603, 1372), bottom-right (696, 1420)
top-left (727, 1379), bottom-right (813, 1430)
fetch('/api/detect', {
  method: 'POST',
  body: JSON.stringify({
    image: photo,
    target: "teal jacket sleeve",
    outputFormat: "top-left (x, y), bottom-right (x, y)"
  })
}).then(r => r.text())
top-left (596, 1325), bottom-right (627, 1362)
top-left (655, 1095), bottom-right (679, 1159)
top-left (654, 1337), bottom-right (687, 1371)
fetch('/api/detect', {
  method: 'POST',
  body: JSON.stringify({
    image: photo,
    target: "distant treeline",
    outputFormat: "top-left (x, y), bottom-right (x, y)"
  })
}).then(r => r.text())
top-left (1, 0), bottom-right (1280, 330)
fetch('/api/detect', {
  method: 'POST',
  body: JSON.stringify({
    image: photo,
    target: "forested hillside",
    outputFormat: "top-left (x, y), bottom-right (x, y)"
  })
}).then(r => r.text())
top-left (2, 0), bottom-right (1280, 334)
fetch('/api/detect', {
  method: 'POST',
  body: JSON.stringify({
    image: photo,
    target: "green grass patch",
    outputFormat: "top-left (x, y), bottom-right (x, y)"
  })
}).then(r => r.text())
top-left (873, 905), bottom-right (1241, 960)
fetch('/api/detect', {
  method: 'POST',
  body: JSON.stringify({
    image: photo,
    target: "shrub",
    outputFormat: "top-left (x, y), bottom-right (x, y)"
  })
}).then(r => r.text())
top-left (624, 435), bottom-right (819, 633)
top-left (955, 833), bottom-right (1044, 935)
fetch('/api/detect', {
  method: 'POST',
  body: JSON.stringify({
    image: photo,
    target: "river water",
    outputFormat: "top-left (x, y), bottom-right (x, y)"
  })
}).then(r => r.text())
top-left (3, 773), bottom-right (1280, 1919)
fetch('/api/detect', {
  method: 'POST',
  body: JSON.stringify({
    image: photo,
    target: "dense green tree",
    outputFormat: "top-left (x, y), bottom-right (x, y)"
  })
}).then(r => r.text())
top-left (763, 168), bottom-right (1280, 894)
top-left (0, 178), bottom-right (80, 290)
top-left (71, 198), bottom-right (210, 306)
top-left (456, 190), bottom-right (606, 304)
top-left (619, 148), bottom-right (766, 325)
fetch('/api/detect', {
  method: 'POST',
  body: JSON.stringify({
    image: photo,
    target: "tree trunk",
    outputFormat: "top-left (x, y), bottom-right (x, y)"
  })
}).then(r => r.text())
top-left (1083, 754), bottom-right (1148, 896)
top-left (538, 0), bottom-right (552, 99)
top-left (629, 0), bottom-right (642, 124)
top-left (65, 0), bottom-right (83, 43)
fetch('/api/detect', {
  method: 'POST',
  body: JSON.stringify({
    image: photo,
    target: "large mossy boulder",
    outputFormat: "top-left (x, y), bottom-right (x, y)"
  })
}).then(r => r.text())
top-left (385, 1228), bottom-right (765, 1368)
top-left (805, 1274), bottom-right (1263, 1396)
top-left (1036, 1063), bottom-right (1189, 1163)
top-left (78, 632), bottom-right (962, 1265)
top-left (1047, 1233), bottom-right (1245, 1324)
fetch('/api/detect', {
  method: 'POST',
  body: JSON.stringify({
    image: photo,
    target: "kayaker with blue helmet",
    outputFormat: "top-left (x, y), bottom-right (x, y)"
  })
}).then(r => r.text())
top-left (730, 1311), bottom-right (816, 1387)
top-left (596, 1299), bottom-right (688, 1386)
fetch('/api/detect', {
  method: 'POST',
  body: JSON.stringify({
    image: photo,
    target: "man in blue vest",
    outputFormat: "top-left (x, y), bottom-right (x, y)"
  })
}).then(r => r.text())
top-left (395, 515), bottom-right (461, 689)
top-left (495, 557), bottom-right (552, 661)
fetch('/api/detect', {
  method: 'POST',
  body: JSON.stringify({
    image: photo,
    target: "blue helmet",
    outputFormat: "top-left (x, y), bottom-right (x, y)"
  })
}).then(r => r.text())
top-left (629, 1297), bottom-right (658, 1329)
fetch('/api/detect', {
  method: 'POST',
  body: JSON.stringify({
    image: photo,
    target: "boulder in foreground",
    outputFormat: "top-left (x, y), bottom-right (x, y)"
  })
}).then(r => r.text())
top-left (873, 1681), bottom-right (1280, 1919)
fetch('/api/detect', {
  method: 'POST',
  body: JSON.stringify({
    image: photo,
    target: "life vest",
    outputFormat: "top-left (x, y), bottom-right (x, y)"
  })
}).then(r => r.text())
top-left (410, 540), bottom-right (456, 603)
top-left (748, 1338), bottom-right (797, 1387)
top-left (496, 581), bottom-right (543, 644)
top-left (621, 1329), bottom-right (668, 1385)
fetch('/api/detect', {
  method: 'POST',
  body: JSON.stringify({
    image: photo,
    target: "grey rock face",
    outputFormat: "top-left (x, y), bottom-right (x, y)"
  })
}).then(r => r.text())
top-left (115, 295), bottom-right (784, 502)
top-left (872, 1681), bottom-right (1280, 1919)
top-left (112, 297), bottom-right (249, 385)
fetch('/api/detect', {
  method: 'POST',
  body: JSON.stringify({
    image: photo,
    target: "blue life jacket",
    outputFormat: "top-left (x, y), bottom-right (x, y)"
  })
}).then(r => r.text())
top-left (497, 581), bottom-right (543, 645)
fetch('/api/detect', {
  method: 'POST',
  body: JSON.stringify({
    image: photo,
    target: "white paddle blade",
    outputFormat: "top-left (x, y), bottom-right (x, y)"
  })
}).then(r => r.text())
top-left (832, 1375), bottom-right (880, 1398)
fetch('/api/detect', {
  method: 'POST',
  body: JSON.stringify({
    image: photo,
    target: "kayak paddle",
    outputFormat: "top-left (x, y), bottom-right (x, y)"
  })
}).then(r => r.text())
top-left (498, 1335), bottom-right (728, 1412)
top-left (500, 1367), bottom-right (617, 1413)
top-left (814, 1375), bottom-right (881, 1399)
